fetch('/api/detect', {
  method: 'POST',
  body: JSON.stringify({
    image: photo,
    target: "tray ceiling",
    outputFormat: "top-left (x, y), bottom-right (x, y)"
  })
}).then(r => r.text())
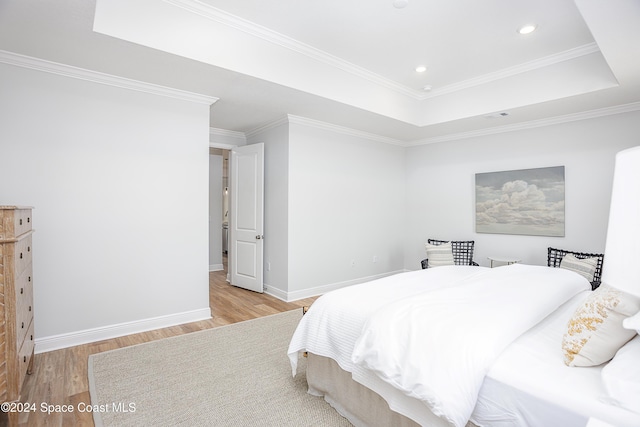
top-left (1, 0), bottom-right (639, 142)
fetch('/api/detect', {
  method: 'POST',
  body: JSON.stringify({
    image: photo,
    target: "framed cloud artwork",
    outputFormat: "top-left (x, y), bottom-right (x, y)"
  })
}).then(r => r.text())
top-left (475, 166), bottom-right (565, 236)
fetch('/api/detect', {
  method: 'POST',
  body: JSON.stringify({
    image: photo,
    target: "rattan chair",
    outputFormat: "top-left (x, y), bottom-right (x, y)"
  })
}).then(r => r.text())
top-left (421, 239), bottom-right (478, 269)
top-left (547, 247), bottom-right (604, 290)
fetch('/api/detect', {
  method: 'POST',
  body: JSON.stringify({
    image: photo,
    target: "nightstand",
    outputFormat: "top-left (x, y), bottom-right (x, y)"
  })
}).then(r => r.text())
top-left (487, 256), bottom-right (521, 268)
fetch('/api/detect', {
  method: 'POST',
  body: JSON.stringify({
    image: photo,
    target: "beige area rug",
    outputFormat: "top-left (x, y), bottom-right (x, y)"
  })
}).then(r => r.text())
top-left (88, 310), bottom-right (352, 426)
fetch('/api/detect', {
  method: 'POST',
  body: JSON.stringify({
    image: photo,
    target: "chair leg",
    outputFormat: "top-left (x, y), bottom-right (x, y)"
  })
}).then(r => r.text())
top-left (302, 306), bottom-right (309, 357)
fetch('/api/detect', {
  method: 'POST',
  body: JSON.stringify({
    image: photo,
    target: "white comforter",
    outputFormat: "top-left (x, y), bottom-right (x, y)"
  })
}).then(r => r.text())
top-left (288, 264), bottom-right (590, 427)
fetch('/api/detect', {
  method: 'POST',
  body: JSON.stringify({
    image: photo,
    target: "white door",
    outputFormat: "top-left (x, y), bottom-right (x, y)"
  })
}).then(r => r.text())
top-left (229, 143), bottom-right (264, 293)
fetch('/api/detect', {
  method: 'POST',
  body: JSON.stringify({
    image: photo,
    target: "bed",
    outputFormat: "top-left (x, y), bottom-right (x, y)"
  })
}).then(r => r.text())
top-left (287, 264), bottom-right (640, 427)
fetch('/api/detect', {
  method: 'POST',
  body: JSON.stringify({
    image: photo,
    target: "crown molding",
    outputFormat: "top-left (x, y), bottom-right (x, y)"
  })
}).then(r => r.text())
top-left (244, 116), bottom-right (291, 139)
top-left (246, 114), bottom-right (405, 146)
top-left (422, 43), bottom-right (602, 100)
top-left (245, 102), bottom-right (640, 149)
top-left (209, 127), bottom-right (246, 140)
top-left (409, 101), bottom-right (640, 146)
top-left (4, 47), bottom-right (629, 149)
top-left (209, 127), bottom-right (246, 148)
top-left (287, 115), bottom-right (406, 146)
top-left (0, 49), bottom-right (218, 105)
top-left (164, 1), bottom-right (601, 103)
top-left (164, 0), bottom-right (419, 99)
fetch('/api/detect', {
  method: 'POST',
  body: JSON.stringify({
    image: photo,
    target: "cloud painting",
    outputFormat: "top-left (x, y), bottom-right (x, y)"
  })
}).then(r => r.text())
top-left (475, 166), bottom-right (565, 236)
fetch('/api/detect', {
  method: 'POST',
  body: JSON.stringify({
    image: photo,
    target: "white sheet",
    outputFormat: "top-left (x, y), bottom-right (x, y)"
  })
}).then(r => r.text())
top-left (288, 264), bottom-right (591, 426)
top-left (350, 264), bottom-right (589, 427)
top-left (472, 292), bottom-right (640, 427)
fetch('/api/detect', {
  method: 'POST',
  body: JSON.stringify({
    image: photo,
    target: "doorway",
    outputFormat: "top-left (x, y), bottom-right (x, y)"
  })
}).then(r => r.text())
top-left (209, 144), bottom-right (265, 295)
top-left (209, 147), bottom-right (230, 274)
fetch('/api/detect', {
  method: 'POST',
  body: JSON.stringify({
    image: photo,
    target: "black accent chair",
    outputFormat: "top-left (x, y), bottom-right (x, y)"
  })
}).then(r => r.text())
top-left (547, 247), bottom-right (604, 290)
top-left (421, 239), bottom-right (478, 269)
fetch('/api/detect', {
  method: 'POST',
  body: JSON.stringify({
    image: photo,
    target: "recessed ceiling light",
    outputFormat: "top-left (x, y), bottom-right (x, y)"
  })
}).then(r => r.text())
top-left (422, 85), bottom-right (432, 92)
top-left (393, 0), bottom-right (409, 9)
top-left (415, 65), bottom-right (427, 73)
top-left (518, 24), bottom-right (537, 35)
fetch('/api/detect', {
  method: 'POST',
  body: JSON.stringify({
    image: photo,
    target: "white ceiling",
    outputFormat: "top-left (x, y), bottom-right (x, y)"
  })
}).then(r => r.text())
top-left (1, 0), bottom-right (639, 144)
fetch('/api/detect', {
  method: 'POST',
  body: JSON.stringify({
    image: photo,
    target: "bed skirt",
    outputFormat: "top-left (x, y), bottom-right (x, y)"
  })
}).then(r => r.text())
top-left (306, 353), bottom-right (478, 427)
top-left (307, 353), bottom-right (420, 427)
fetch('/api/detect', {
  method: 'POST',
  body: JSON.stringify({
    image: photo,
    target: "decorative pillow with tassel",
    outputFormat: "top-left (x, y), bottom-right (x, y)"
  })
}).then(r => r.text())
top-left (562, 284), bottom-right (640, 367)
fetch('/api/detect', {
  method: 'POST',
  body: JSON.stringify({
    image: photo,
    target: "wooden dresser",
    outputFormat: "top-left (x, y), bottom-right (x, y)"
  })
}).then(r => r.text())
top-left (0, 206), bottom-right (35, 425)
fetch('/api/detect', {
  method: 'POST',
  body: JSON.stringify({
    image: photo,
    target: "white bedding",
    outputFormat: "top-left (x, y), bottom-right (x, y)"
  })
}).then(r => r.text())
top-left (288, 266), bottom-right (489, 377)
top-left (473, 292), bottom-right (640, 427)
top-left (288, 266), bottom-right (489, 426)
top-left (350, 264), bottom-right (589, 427)
top-left (288, 264), bottom-right (590, 427)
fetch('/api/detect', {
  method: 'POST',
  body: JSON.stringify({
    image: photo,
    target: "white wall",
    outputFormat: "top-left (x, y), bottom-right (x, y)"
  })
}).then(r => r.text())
top-left (0, 63), bottom-right (212, 350)
top-left (6, 55), bottom-right (637, 352)
top-left (209, 154), bottom-right (223, 270)
top-left (404, 111), bottom-right (640, 270)
top-left (287, 121), bottom-right (406, 297)
top-left (246, 118), bottom-right (406, 300)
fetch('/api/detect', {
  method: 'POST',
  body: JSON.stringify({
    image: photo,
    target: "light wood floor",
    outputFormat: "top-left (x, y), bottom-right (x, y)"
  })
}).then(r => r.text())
top-left (6, 267), bottom-right (318, 427)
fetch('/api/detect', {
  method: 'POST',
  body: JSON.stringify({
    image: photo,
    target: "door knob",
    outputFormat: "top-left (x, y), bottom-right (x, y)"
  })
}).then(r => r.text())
top-left (256, 235), bottom-right (264, 240)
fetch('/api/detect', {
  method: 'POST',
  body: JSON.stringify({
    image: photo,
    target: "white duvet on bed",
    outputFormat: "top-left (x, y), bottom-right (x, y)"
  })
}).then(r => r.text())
top-left (351, 264), bottom-right (589, 427)
top-left (472, 292), bottom-right (640, 427)
top-left (288, 266), bottom-right (489, 377)
top-left (288, 264), bottom-right (590, 427)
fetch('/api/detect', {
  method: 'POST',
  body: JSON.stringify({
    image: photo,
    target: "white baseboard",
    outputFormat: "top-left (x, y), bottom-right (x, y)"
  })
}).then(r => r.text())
top-left (35, 307), bottom-right (212, 353)
top-left (209, 263), bottom-right (224, 271)
top-left (265, 270), bottom-right (407, 302)
top-left (263, 284), bottom-right (287, 301)
top-left (36, 271), bottom-right (407, 352)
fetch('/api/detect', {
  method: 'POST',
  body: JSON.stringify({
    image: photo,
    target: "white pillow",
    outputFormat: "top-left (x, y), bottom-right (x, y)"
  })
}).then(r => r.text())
top-left (425, 242), bottom-right (454, 268)
top-left (560, 253), bottom-right (598, 282)
top-left (600, 335), bottom-right (640, 414)
top-left (562, 284), bottom-right (640, 367)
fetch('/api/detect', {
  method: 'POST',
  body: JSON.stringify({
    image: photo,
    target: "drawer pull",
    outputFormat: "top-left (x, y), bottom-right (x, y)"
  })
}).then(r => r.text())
top-left (27, 217), bottom-right (30, 223)
top-left (20, 252), bottom-right (23, 259)
top-left (19, 218), bottom-right (22, 225)
top-left (29, 305), bottom-right (32, 312)
top-left (23, 356), bottom-right (26, 363)
top-left (30, 335), bottom-right (33, 341)
top-left (20, 287), bottom-right (23, 294)
top-left (21, 322), bottom-right (24, 329)
top-left (29, 276), bottom-right (31, 282)
top-left (28, 246), bottom-right (31, 252)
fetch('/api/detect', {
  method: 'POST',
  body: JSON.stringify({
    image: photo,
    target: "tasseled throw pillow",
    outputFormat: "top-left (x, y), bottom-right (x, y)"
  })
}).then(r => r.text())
top-left (562, 284), bottom-right (640, 366)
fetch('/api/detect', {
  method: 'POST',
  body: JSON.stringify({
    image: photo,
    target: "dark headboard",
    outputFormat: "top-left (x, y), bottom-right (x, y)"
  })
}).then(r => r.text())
top-left (547, 247), bottom-right (604, 290)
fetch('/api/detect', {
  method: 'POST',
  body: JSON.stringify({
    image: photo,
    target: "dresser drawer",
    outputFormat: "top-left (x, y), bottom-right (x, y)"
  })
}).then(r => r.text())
top-left (14, 233), bottom-right (32, 277)
top-left (17, 319), bottom-right (35, 384)
top-left (14, 209), bottom-right (33, 238)
top-left (15, 265), bottom-right (34, 348)
top-left (0, 207), bottom-right (32, 240)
